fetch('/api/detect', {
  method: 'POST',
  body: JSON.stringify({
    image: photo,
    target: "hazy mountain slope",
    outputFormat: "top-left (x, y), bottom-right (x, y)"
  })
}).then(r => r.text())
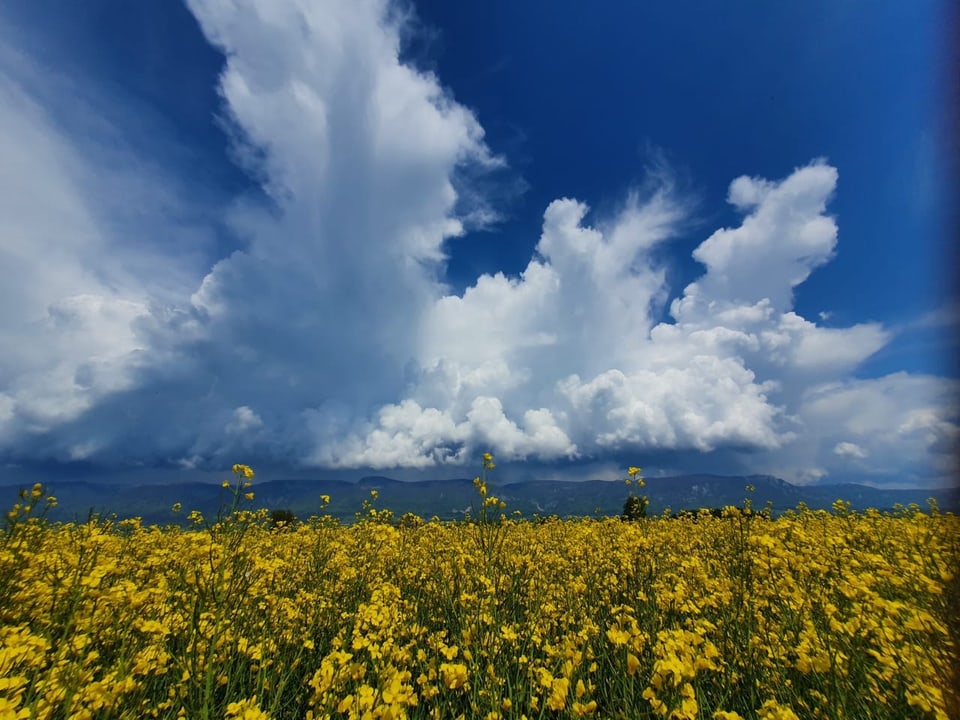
top-left (3, 474), bottom-right (956, 525)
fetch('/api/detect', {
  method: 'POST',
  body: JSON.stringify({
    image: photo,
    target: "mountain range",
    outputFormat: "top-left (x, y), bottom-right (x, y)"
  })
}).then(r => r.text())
top-left (4, 474), bottom-right (956, 526)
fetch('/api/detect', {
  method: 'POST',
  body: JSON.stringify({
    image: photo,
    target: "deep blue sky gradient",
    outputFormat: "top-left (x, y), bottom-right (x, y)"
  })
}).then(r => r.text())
top-left (408, 1), bottom-right (952, 372)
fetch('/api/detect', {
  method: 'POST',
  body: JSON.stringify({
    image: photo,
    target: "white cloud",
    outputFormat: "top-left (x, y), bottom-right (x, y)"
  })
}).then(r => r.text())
top-left (834, 442), bottom-right (868, 459)
top-left (675, 162), bottom-right (838, 317)
top-left (312, 396), bottom-right (576, 469)
top-left (226, 406), bottom-right (264, 435)
top-left (0, 35), bottom-right (214, 445)
top-left (794, 374), bottom-right (959, 482)
top-left (0, 1), bottom-right (954, 488)
top-left (345, 160), bottom-right (933, 481)
top-left (0, 0), bottom-right (501, 466)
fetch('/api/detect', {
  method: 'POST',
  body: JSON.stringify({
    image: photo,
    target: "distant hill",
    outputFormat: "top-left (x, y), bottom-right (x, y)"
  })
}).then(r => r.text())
top-left (2, 473), bottom-right (956, 526)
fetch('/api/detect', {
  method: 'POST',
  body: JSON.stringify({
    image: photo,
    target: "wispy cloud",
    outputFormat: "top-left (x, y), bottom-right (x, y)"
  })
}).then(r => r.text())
top-left (0, 27), bottom-right (221, 450)
top-left (911, 301), bottom-right (960, 330)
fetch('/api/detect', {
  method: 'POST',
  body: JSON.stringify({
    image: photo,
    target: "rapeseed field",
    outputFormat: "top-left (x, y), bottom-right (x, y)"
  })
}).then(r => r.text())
top-left (1, 460), bottom-right (957, 720)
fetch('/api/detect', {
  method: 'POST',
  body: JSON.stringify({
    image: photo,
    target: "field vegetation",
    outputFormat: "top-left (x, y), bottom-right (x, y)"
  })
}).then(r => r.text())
top-left (1, 459), bottom-right (957, 720)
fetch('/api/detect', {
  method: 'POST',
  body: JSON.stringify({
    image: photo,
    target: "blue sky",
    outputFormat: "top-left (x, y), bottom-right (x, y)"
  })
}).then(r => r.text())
top-left (0, 0), bottom-right (956, 488)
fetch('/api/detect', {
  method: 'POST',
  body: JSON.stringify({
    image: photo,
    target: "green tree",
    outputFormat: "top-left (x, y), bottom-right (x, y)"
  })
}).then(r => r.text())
top-left (621, 494), bottom-right (649, 521)
top-left (269, 508), bottom-right (297, 528)
top-left (621, 465), bottom-right (649, 520)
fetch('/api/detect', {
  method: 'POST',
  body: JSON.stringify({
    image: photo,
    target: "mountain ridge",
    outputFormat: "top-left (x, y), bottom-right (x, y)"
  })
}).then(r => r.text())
top-left (3, 473), bottom-right (956, 526)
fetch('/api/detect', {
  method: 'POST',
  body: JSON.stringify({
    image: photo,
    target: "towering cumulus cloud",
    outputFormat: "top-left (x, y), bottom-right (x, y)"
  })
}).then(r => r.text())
top-left (338, 159), bottom-right (956, 485)
top-left (0, 0), bottom-right (954, 486)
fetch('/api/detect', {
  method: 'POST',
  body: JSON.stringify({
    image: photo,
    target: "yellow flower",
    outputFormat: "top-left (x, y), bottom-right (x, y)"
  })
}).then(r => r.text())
top-left (0, 696), bottom-right (29, 718)
top-left (232, 463), bottom-right (256, 480)
top-left (628, 466), bottom-right (641, 477)
top-left (439, 663), bottom-right (468, 690)
top-left (606, 627), bottom-right (630, 645)
top-left (1, 470), bottom-right (952, 720)
top-left (547, 677), bottom-right (569, 711)
top-left (573, 700), bottom-right (597, 717)
top-left (244, 492), bottom-right (255, 501)
top-left (225, 695), bottom-right (270, 720)
top-left (222, 480), bottom-right (231, 489)
top-left (320, 495), bottom-right (330, 504)
top-left (535, 667), bottom-right (554, 690)
top-left (757, 700), bottom-right (800, 720)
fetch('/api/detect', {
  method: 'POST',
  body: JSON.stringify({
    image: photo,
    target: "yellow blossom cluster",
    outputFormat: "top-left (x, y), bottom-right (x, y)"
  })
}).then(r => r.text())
top-left (0, 478), bottom-right (956, 720)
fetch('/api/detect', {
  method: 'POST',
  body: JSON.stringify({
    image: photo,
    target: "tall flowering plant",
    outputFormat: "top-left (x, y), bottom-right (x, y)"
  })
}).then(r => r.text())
top-left (622, 465), bottom-right (649, 520)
